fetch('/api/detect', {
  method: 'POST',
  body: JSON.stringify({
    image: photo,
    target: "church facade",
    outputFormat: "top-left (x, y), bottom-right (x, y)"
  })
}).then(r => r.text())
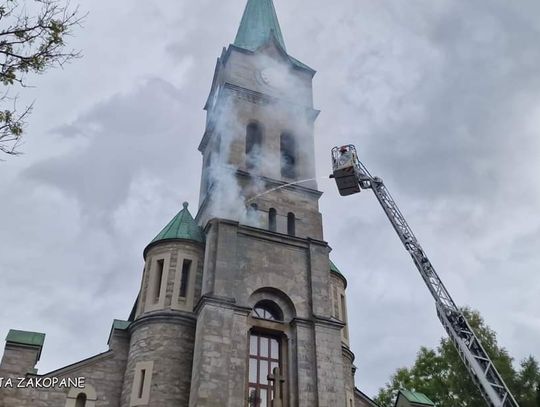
top-left (0, 1), bottom-right (378, 406)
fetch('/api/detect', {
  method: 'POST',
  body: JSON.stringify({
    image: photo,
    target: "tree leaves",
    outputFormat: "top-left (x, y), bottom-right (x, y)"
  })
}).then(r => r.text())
top-left (0, 0), bottom-right (83, 156)
top-left (374, 309), bottom-right (540, 407)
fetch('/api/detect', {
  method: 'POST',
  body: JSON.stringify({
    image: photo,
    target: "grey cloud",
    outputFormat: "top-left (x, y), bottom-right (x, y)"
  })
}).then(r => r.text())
top-left (343, 2), bottom-right (540, 202)
top-left (22, 78), bottom-right (201, 219)
top-left (1, 0), bottom-right (539, 399)
top-left (311, 3), bottom-right (540, 394)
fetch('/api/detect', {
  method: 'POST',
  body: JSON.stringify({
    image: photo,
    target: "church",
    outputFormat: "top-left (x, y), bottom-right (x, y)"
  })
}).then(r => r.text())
top-left (0, 1), bottom-right (380, 406)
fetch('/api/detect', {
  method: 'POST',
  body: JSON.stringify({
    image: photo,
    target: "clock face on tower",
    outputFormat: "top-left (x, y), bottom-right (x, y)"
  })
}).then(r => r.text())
top-left (259, 67), bottom-right (286, 89)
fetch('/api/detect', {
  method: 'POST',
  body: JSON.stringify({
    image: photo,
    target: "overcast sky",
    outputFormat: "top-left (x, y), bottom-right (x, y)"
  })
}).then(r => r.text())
top-left (1, 0), bottom-right (539, 398)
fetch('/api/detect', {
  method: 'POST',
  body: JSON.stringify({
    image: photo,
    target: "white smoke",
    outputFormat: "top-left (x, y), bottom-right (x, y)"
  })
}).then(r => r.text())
top-left (199, 47), bottom-right (319, 228)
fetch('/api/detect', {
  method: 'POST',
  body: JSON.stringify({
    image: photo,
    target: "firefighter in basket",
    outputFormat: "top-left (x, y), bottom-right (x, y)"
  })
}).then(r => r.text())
top-left (330, 145), bottom-right (362, 196)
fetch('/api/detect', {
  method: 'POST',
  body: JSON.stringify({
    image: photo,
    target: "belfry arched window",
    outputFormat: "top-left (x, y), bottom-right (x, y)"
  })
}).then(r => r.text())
top-left (287, 212), bottom-right (295, 236)
top-left (246, 122), bottom-right (263, 170)
top-left (280, 132), bottom-right (296, 178)
top-left (204, 152), bottom-right (213, 193)
top-left (268, 208), bottom-right (277, 232)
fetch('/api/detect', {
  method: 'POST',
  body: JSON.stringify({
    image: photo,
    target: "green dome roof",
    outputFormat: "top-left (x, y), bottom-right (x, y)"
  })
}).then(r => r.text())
top-left (330, 260), bottom-right (342, 275)
top-left (330, 259), bottom-right (347, 288)
top-left (145, 202), bottom-right (204, 255)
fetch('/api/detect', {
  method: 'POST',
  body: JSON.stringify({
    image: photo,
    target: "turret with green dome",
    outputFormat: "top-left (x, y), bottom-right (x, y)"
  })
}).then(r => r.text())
top-left (144, 202), bottom-right (204, 258)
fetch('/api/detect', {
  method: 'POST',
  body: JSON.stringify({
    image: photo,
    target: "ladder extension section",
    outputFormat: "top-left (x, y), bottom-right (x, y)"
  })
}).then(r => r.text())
top-left (331, 145), bottom-right (519, 407)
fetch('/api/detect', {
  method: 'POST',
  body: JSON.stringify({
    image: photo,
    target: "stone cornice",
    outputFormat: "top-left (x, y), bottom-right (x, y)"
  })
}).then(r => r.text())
top-left (313, 314), bottom-right (346, 330)
top-left (342, 345), bottom-right (355, 363)
top-left (290, 317), bottom-right (314, 328)
top-left (130, 310), bottom-right (197, 332)
top-left (222, 82), bottom-right (319, 117)
top-left (235, 170), bottom-right (323, 198)
top-left (193, 294), bottom-right (244, 316)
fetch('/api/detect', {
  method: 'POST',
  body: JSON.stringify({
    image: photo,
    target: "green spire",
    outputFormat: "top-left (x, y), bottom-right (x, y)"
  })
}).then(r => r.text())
top-left (234, 0), bottom-right (286, 52)
top-left (147, 202), bottom-right (204, 250)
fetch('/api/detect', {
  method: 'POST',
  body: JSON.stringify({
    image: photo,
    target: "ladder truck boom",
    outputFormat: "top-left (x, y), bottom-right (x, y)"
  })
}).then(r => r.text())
top-left (331, 145), bottom-right (519, 407)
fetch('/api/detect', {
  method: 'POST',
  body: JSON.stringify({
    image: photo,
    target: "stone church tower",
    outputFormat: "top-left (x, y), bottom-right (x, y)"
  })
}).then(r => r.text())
top-left (0, 1), bottom-right (378, 406)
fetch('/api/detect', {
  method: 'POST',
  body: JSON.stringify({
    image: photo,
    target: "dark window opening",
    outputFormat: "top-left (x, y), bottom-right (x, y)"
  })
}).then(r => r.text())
top-left (287, 213), bottom-right (295, 236)
top-left (268, 208), bottom-right (277, 232)
top-left (179, 259), bottom-right (192, 299)
top-left (75, 393), bottom-right (87, 407)
top-left (154, 259), bottom-right (164, 303)
top-left (205, 153), bottom-right (213, 193)
top-left (246, 122), bottom-right (263, 170)
top-left (248, 332), bottom-right (281, 407)
top-left (280, 132), bottom-right (296, 178)
top-left (138, 369), bottom-right (146, 399)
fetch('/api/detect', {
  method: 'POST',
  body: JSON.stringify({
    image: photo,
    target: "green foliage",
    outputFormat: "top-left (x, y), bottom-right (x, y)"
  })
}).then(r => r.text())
top-left (374, 309), bottom-right (540, 407)
top-left (514, 356), bottom-right (540, 407)
top-left (0, 0), bottom-right (82, 156)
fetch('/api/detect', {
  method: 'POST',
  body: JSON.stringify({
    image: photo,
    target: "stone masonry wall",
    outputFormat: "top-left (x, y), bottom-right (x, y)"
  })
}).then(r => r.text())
top-left (0, 330), bottom-right (129, 407)
top-left (342, 348), bottom-right (356, 406)
top-left (189, 302), bottom-right (248, 407)
top-left (314, 321), bottom-right (347, 406)
top-left (120, 313), bottom-right (195, 407)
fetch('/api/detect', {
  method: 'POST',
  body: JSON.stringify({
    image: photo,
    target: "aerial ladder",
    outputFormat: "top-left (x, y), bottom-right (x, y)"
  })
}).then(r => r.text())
top-left (330, 145), bottom-right (519, 407)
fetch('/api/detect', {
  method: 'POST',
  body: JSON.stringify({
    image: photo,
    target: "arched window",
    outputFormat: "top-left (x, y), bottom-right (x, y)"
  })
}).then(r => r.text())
top-left (287, 212), bottom-right (295, 236)
top-left (248, 300), bottom-right (286, 406)
top-left (247, 203), bottom-right (259, 226)
top-left (75, 393), bottom-right (87, 407)
top-left (246, 122), bottom-right (263, 170)
top-left (65, 384), bottom-right (97, 407)
top-left (252, 300), bottom-right (283, 321)
top-left (268, 208), bottom-right (277, 232)
top-left (248, 332), bottom-right (281, 407)
top-left (280, 132), bottom-right (296, 178)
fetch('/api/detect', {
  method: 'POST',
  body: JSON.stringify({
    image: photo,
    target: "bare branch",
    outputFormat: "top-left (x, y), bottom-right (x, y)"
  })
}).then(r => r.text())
top-left (0, 0), bottom-right (83, 157)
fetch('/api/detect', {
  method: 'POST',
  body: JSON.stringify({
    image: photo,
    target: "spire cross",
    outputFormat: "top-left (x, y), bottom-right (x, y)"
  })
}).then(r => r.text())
top-left (267, 367), bottom-right (285, 407)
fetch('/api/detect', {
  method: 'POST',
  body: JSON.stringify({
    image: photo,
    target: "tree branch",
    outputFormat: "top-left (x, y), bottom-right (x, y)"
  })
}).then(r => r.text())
top-left (0, 0), bottom-right (83, 157)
